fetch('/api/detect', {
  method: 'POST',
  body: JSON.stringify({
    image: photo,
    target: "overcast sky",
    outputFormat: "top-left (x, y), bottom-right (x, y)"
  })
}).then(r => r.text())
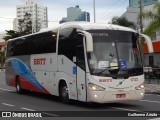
top-left (0, 0), bottom-right (129, 33)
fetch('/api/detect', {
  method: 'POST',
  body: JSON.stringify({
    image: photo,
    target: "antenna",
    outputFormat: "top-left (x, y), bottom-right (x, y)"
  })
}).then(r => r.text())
top-left (93, 0), bottom-right (96, 23)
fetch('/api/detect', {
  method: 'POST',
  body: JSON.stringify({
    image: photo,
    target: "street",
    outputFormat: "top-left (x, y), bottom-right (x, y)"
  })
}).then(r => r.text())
top-left (0, 73), bottom-right (160, 120)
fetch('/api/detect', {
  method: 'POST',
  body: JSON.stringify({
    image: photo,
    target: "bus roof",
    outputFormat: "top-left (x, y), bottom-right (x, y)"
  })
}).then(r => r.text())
top-left (58, 22), bottom-right (136, 32)
top-left (8, 22), bottom-right (137, 42)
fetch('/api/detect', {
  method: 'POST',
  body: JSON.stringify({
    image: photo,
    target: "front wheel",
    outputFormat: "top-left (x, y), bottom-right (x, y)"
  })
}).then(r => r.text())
top-left (59, 82), bottom-right (70, 104)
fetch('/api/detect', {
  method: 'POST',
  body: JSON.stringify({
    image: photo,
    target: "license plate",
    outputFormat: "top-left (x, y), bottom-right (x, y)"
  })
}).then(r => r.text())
top-left (116, 94), bottom-right (126, 98)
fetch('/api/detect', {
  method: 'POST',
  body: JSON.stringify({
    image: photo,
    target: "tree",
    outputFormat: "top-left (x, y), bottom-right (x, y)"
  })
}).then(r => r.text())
top-left (3, 30), bottom-right (22, 41)
top-left (139, 3), bottom-right (160, 37)
top-left (3, 12), bottom-right (33, 41)
top-left (112, 16), bottom-right (136, 29)
top-left (19, 12), bottom-right (41, 33)
top-left (18, 12), bottom-right (32, 34)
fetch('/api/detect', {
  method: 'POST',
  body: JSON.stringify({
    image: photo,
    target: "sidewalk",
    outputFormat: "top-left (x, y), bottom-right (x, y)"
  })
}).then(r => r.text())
top-left (145, 83), bottom-right (160, 94)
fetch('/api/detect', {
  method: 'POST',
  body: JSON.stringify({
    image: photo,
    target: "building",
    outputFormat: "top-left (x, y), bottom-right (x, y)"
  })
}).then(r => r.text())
top-left (143, 40), bottom-right (160, 67)
top-left (129, 0), bottom-right (158, 7)
top-left (121, 7), bottom-right (140, 29)
top-left (123, 0), bottom-right (159, 38)
top-left (123, 0), bottom-right (160, 67)
top-left (59, 5), bottom-right (90, 24)
top-left (13, 0), bottom-right (48, 32)
top-left (123, 0), bottom-right (158, 32)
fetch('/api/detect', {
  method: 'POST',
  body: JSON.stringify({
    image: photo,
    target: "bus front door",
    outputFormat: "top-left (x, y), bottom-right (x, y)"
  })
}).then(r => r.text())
top-left (76, 35), bottom-right (87, 102)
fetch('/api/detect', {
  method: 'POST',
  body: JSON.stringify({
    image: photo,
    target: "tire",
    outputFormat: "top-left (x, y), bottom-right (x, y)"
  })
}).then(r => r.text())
top-left (59, 82), bottom-right (70, 104)
top-left (16, 78), bottom-right (23, 94)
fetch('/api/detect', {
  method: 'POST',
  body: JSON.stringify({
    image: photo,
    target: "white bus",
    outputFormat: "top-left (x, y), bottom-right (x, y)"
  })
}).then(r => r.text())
top-left (5, 22), bottom-right (153, 103)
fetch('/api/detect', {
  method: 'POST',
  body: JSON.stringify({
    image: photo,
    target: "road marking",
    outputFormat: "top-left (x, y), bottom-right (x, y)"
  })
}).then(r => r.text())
top-left (140, 100), bottom-right (160, 104)
top-left (145, 94), bottom-right (154, 95)
top-left (21, 107), bottom-right (35, 111)
top-left (2, 103), bottom-right (15, 107)
top-left (111, 107), bottom-right (138, 111)
top-left (0, 88), bottom-right (15, 92)
top-left (42, 112), bottom-right (59, 117)
top-left (145, 94), bottom-right (160, 97)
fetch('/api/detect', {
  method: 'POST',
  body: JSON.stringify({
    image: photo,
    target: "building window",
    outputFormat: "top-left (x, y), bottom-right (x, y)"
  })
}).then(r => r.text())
top-left (151, 32), bottom-right (156, 40)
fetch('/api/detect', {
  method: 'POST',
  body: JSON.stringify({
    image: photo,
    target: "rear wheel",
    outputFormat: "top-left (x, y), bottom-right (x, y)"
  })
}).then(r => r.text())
top-left (16, 78), bottom-right (23, 94)
top-left (59, 82), bottom-right (70, 104)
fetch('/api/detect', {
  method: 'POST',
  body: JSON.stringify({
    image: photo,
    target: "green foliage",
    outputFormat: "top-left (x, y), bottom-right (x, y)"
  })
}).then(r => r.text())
top-left (18, 12), bottom-right (32, 34)
top-left (3, 12), bottom-right (33, 41)
top-left (138, 3), bottom-right (160, 37)
top-left (3, 30), bottom-right (23, 41)
top-left (112, 16), bottom-right (136, 29)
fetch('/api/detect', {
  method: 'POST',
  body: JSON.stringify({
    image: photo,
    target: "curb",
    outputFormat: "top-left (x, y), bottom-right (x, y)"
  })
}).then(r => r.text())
top-left (145, 92), bottom-right (160, 95)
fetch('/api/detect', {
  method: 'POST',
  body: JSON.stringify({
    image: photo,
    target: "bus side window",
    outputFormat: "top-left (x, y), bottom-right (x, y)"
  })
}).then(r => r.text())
top-left (76, 34), bottom-right (86, 71)
top-left (58, 28), bottom-right (76, 61)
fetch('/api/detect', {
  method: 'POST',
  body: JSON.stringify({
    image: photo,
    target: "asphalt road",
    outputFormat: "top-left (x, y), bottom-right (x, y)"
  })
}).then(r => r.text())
top-left (0, 73), bottom-right (160, 120)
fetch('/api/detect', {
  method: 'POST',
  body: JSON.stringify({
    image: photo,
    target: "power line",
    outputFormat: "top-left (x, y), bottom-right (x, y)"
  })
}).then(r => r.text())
top-left (97, 0), bottom-right (122, 19)
top-left (48, 20), bottom-right (59, 23)
top-left (0, 17), bottom-right (14, 19)
top-left (0, 17), bottom-right (59, 22)
top-left (98, 0), bottom-right (128, 23)
top-left (97, 0), bottom-right (126, 21)
top-left (98, 0), bottom-right (127, 22)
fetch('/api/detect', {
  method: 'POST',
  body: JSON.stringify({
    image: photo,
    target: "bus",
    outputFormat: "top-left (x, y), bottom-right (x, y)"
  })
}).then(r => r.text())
top-left (5, 22), bottom-right (153, 103)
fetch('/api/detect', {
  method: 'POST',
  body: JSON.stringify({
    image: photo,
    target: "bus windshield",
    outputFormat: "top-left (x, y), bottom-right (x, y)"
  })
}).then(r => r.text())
top-left (87, 30), bottom-right (143, 77)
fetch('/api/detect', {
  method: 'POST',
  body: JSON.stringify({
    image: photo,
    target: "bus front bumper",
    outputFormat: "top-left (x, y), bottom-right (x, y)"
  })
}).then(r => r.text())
top-left (87, 89), bottom-right (145, 103)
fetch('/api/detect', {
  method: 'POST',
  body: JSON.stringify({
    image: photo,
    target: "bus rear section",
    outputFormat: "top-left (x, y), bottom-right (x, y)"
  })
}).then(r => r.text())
top-left (5, 31), bottom-right (58, 94)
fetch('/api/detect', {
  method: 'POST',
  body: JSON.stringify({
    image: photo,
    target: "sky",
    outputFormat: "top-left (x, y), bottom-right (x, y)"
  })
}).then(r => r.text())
top-left (0, 0), bottom-right (129, 33)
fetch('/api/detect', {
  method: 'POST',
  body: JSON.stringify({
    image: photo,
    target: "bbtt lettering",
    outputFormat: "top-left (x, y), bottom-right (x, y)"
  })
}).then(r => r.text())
top-left (34, 58), bottom-right (46, 65)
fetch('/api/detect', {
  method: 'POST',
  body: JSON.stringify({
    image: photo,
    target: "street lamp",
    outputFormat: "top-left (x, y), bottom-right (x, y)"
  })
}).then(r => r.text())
top-left (93, 0), bottom-right (96, 23)
top-left (140, 0), bottom-right (143, 33)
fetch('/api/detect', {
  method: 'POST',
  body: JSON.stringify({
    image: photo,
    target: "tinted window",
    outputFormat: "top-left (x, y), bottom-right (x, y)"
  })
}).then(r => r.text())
top-left (76, 34), bottom-right (86, 71)
top-left (58, 28), bottom-right (76, 61)
top-left (6, 31), bottom-right (57, 57)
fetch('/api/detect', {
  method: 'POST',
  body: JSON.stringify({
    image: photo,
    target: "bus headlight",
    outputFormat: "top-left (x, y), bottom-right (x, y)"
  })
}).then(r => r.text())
top-left (135, 83), bottom-right (145, 90)
top-left (88, 83), bottom-right (105, 91)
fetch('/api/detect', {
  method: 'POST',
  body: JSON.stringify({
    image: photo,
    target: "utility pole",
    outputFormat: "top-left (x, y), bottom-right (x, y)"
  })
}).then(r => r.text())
top-left (140, 0), bottom-right (143, 33)
top-left (93, 0), bottom-right (96, 23)
top-left (32, 4), bottom-right (34, 33)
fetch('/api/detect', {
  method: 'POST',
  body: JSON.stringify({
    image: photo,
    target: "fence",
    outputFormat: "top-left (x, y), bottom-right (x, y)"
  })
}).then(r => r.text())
top-left (144, 67), bottom-right (160, 84)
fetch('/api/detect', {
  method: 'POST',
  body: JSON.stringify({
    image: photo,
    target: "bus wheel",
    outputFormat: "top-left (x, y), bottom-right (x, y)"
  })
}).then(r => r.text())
top-left (16, 79), bottom-right (23, 94)
top-left (59, 82), bottom-right (70, 104)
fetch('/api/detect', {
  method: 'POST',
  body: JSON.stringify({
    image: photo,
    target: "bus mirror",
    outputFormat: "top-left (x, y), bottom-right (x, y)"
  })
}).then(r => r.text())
top-left (77, 30), bottom-right (93, 52)
top-left (85, 32), bottom-right (93, 52)
top-left (140, 34), bottom-right (153, 53)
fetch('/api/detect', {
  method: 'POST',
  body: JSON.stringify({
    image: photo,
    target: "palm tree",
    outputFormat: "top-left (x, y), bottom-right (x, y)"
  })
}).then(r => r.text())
top-left (112, 16), bottom-right (136, 29)
top-left (139, 3), bottom-right (160, 37)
